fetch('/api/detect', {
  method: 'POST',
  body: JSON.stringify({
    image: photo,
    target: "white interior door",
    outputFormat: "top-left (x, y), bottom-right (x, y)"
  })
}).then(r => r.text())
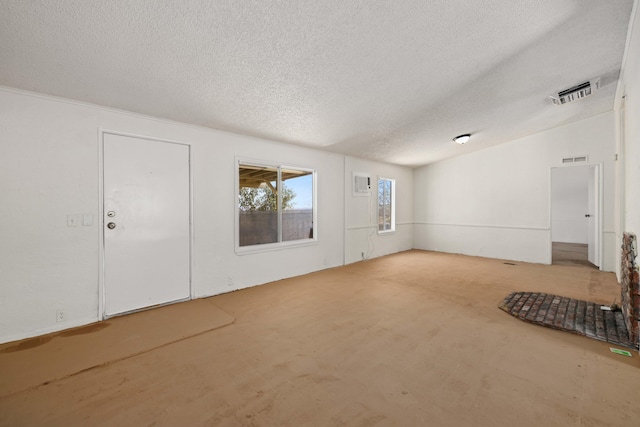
top-left (587, 165), bottom-right (599, 267)
top-left (103, 133), bottom-right (191, 317)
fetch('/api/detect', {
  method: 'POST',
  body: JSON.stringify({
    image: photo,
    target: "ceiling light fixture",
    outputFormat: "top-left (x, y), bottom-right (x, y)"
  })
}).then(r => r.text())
top-left (453, 134), bottom-right (471, 144)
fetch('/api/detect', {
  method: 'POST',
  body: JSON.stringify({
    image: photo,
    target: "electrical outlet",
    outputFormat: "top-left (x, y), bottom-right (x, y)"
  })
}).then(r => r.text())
top-left (56, 310), bottom-right (65, 322)
top-left (66, 214), bottom-right (79, 227)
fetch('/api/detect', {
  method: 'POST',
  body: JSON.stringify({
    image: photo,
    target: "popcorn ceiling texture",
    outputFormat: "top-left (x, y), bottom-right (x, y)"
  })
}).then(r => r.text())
top-left (0, 0), bottom-right (633, 165)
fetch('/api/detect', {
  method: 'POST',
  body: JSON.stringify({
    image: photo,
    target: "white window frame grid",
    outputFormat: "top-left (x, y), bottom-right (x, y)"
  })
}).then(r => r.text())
top-left (377, 176), bottom-right (395, 234)
top-left (235, 158), bottom-right (317, 254)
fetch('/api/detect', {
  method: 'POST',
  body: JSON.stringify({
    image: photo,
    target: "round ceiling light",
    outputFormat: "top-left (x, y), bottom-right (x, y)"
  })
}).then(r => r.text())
top-left (453, 134), bottom-right (471, 144)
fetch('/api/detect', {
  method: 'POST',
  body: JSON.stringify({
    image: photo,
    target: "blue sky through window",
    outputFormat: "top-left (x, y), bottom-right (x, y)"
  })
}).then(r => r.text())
top-left (285, 174), bottom-right (313, 209)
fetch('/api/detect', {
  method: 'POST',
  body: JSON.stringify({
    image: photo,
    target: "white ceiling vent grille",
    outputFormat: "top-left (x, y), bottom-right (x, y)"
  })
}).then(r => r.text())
top-left (562, 155), bottom-right (588, 164)
top-left (551, 79), bottom-right (600, 105)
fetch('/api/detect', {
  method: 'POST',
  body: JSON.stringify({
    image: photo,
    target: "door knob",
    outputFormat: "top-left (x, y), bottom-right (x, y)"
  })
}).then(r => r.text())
top-left (585, 214), bottom-right (591, 218)
top-left (107, 222), bottom-right (116, 229)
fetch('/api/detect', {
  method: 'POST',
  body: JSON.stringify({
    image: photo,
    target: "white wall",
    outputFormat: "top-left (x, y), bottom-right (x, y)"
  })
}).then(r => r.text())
top-left (0, 87), bottom-right (415, 343)
top-left (3, 1), bottom-right (637, 341)
top-left (414, 112), bottom-right (616, 269)
top-left (551, 166), bottom-right (588, 244)
top-left (0, 88), bottom-right (371, 343)
top-left (344, 157), bottom-right (414, 264)
top-left (616, 0), bottom-right (640, 274)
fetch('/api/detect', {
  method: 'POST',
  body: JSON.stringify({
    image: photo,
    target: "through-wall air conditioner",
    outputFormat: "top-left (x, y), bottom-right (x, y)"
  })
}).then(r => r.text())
top-left (352, 172), bottom-right (371, 197)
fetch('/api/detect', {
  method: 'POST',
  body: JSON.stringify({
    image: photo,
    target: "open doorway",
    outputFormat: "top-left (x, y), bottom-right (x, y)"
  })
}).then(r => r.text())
top-left (550, 165), bottom-right (600, 268)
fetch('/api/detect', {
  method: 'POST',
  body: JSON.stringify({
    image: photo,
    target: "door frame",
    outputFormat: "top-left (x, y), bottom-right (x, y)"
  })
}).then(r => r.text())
top-left (98, 129), bottom-right (194, 320)
top-left (548, 162), bottom-right (603, 270)
top-left (587, 164), bottom-right (601, 267)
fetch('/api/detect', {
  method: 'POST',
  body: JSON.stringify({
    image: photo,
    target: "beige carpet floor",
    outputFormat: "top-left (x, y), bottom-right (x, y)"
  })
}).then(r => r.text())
top-left (0, 250), bottom-right (638, 426)
top-left (0, 299), bottom-right (234, 397)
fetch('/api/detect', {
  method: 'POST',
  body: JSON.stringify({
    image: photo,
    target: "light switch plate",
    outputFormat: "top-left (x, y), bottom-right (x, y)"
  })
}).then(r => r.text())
top-left (82, 214), bottom-right (93, 226)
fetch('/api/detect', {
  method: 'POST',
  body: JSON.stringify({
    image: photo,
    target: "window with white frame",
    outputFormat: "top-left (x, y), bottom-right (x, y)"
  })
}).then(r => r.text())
top-left (378, 177), bottom-right (395, 233)
top-left (237, 161), bottom-right (315, 248)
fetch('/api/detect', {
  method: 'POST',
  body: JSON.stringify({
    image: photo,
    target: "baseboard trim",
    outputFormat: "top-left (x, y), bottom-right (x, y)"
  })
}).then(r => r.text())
top-left (0, 316), bottom-right (99, 345)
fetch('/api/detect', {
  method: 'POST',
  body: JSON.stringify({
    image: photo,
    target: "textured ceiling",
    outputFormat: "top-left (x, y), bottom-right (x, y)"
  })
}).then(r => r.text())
top-left (0, 0), bottom-right (634, 166)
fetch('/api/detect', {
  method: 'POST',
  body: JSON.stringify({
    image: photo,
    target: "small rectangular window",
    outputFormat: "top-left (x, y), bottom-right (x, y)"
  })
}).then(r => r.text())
top-left (378, 177), bottom-right (395, 233)
top-left (238, 162), bottom-right (315, 249)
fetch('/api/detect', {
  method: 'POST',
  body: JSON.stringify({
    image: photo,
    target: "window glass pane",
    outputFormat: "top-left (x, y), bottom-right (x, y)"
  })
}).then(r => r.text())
top-left (282, 169), bottom-right (314, 242)
top-left (378, 178), bottom-right (394, 232)
top-left (238, 164), bottom-right (278, 246)
top-left (238, 163), bottom-right (315, 248)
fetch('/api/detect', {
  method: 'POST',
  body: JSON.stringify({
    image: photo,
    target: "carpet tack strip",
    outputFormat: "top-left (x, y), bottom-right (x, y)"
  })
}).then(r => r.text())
top-left (498, 292), bottom-right (635, 349)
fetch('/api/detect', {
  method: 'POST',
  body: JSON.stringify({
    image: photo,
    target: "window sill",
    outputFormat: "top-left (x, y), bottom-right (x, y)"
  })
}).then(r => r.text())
top-left (377, 229), bottom-right (396, 235)
top-left (235, 238), bottom-right (318, 255)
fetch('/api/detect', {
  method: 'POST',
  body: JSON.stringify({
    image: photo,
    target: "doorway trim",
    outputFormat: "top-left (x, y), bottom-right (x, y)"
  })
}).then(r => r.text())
top-left (549, 162), bottom-right (603, 270)
top-left (98, 129), bottom-right (194, 320)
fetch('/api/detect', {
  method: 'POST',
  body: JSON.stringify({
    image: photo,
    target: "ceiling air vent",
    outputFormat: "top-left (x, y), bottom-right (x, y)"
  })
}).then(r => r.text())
top-left (562, 155), bottom-right (588, 164)
top-left (551, 79), bottom-right (600, 105)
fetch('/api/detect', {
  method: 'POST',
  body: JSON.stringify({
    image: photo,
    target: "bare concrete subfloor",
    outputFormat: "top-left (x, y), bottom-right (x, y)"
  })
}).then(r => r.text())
top-left (1, 250), bottom-right (639, 426)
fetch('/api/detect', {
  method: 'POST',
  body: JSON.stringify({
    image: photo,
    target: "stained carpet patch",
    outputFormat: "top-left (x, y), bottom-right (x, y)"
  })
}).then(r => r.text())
top-left (0, 298), bottom-right (234, 397)
top-left (499, 292), bottom-right (634, 349)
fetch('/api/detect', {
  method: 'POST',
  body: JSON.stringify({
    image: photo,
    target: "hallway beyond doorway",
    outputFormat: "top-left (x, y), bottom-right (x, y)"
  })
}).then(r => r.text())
top-left (552, 242), bottom-right (596, 268)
